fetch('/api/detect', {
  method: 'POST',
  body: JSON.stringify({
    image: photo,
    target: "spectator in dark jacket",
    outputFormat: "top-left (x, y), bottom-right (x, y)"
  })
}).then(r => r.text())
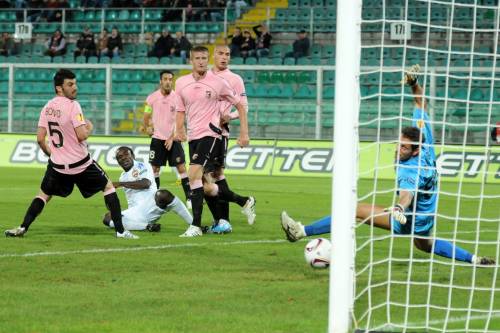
top-left (105, 27), bottom-right (122, 59)
top-left (44, 29), bottom-right (66, 57)
top-left (0, 32), bottom-right (15, 56)
top-left (228, 27), bottom-right (244, 57)
top-left (239, 29), bottom-right (255, 58)
top-left (285, 30), bottom-right (310, 59)
top-left (74, 26), bottom-right (96, 61)
top-left (252, 24), bottom-right (271, 58)
top-left (148, 29), bottom-right (174, 58)
top-left (170, 31), bottom-right (191, 63)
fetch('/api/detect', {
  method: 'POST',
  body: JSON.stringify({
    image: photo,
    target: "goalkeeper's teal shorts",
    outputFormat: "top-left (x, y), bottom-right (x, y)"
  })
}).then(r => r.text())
top-left (391, 215), bottom-right (434, 236)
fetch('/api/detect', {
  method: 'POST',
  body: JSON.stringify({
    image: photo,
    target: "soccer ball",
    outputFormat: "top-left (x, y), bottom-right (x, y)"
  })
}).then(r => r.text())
top-left (304, 238), bottom-right (331, 268)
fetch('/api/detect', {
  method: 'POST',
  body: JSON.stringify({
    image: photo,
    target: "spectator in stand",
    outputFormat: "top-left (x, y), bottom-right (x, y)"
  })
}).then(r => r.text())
top-left (252, 24), bottom-right (271, 58)
top-left (148, 29), bottom-right (173, 59)
top-left (0, 32), bottom-right (15, 57)
top-left (104, 27), bottom-right (122, 59)
top-left (170, 31), bottom-right (191, 63)
top-left (492, 122), bottom-right (500, 144)
top-left (239, 29), bottom-right (255, 58)
top-left (285, 30), bottom-right (310, 60)
top-left (74, 26), bottom-right (96, 62)
top-left (97, 28), bottom-right (108, 59)
top-left (44, 29), bottom-right (66, 57)
top-left (42, 0), bottom-right (68, 23)
top-left (228, 27), bottom-right (243, 57)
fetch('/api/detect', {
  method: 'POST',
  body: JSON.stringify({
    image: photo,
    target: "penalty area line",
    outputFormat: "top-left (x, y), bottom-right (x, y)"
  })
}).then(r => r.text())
top-left (0, 239), bottom-right (287, 259)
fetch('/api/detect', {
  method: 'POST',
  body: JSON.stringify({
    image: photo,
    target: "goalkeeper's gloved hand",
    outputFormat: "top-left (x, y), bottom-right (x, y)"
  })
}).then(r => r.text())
top-left (386, 204), bottom-right (407, 225)
top-left (402, 64), bottom-right (420, 86)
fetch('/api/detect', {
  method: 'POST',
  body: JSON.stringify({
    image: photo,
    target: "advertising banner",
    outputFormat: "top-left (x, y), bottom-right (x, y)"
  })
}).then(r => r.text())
top-left (1, 134), bottom-right (499, 183)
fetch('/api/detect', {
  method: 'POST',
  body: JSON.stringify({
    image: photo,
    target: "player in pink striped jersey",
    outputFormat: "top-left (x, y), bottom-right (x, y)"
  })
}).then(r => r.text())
top-left (203, 44), bottom-right (256, 234)
top-left (4, 69), bottom-right (137, 239)
top-left (174, 45), bottom-right (250, 237)
top-left (143, 70), bottom-right (190, 203)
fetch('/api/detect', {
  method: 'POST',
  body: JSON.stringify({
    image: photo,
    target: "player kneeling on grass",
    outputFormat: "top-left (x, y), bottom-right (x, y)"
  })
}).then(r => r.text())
top-left (280, 65), bottom-right (495, 266)
top-left (103, 146), bottom-right (193, 233)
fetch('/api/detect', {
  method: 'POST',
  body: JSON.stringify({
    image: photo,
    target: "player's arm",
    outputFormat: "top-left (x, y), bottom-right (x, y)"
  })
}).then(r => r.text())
top-left (403, 64), bottom-right (426, 110)
top-left (174, 111), bottom-right (187, 142)
top-left (397, 190), bottom-right (414, 210)
top-left (75, 119), bottom-right (93, 142)
top-left (143, 104), bottom-right (154, 136)
top-left (235, 102), bottom-right (249, 147)
top-left (36, 126), bottom-right (51, 157)
top-left (113, 178), bottom-right (151, 190)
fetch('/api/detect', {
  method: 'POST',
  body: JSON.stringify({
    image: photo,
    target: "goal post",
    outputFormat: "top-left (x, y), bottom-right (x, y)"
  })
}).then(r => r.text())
top-left (330, 0), bottom-right (362, 332)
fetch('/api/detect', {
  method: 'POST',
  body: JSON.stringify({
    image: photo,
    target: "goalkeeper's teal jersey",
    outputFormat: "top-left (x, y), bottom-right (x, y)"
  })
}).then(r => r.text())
top-left (396, 108), bottom-right (437, 233)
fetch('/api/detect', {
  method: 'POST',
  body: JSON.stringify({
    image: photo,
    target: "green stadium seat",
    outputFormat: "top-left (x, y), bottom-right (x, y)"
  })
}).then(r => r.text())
top-left (117, 9), bottom-right (130, 21)
top-left (160, 57), bottom-right (170, 64)
top-left (245, 57), bottom-right (257, 65)
top-left (257, 57), bottom-right (270, 65)
top-left (231, 57), bottom-right (244, 65)
top-left (145, 10), bottom-right (162, 21)
top-left (280, 84), bottom-right (295, 98)
top-left (296, 85), bottom-right (316, 99)
top-left (297, 57), bottom-right (311, 65)
top-left (283, 57), bottom-right (295, 65)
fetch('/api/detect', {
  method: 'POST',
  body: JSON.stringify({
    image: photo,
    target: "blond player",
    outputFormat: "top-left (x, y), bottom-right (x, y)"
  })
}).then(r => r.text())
top-left (174, 45), bottom-right (250, 237)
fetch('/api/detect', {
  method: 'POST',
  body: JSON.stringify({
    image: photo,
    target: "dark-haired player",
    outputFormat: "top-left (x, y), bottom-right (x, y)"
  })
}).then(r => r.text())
top-left (5, 69), bottom-right (137, 239)
top-left (103, 146), bottom-right (192, 233)
top-left (143, 70), bottom-right (190, 204)
top-left (280, 65), bottom-right (495, 265)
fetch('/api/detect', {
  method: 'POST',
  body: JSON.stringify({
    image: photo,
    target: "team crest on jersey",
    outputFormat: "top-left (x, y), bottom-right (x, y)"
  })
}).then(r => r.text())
top-left (206, 91), bottom-right (212, 98)
top-left (192, 153), bottom-right (198, 160)
top-left (132, 169), bottom-right (139, 178)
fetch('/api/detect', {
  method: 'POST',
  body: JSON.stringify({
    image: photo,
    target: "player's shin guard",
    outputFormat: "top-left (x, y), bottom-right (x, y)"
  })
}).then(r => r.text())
top-left (190, 187), bottom-right (204, 227)
top-left (181, 177), bottom-right (190, 200)
top-left (216, 178), bottom-right (247, 207)
top-left (104, 192), bottom-right (125, 234)
top-left (21, 197), bottom-right (46, 231)
top-left (433, 239), bottom-right (474, 263)
top-left (304, 216), bottom-right (332, 236)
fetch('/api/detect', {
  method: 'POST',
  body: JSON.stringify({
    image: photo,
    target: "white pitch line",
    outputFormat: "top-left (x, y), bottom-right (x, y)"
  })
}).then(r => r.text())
top-left (0, 239), bottom-right (287, 259)
top-left (378, 313), bottom-right (500, 332)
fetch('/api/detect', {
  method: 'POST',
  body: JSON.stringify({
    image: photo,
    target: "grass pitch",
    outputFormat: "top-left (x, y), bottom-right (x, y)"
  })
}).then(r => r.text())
top-left (0, 167), bottom-right (498, 333)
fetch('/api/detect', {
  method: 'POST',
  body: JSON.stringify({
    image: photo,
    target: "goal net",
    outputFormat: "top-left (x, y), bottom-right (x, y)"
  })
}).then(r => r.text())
top-left (335, 0), bottom-right (500, 332)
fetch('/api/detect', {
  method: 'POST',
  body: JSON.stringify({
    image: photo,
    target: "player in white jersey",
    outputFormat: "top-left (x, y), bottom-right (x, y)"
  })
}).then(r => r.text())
top-left (103, 146), bottom-right (193, 232)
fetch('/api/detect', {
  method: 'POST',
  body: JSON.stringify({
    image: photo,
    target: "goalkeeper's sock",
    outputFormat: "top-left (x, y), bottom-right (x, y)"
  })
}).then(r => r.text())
top-left (433, 239), bottom-right (474, 263)
top-left (21, 197), bottom-right (46, 231)
top-left (304, 216), bottom-right (332, 236)
top-left (104, 192), bottom-right (125, 234)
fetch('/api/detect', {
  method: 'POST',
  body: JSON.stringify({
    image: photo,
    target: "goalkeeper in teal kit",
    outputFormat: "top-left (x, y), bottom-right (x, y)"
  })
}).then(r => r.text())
top-left (281, 65), bottom-right (495, 265)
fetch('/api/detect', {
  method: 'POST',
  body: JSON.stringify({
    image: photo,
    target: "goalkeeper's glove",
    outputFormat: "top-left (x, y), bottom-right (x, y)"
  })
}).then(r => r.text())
top-left (386, 204), bottom-right (407, 225)
top-left (402, 64), bottom-right (420, 86)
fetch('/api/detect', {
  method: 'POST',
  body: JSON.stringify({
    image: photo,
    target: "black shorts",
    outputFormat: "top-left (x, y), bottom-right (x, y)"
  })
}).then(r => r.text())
top-left (149, 138), bottom-right (186, 167)
top-left (205, 135), bottom-right (228, 173)
top-left (41, 161), bottom-right (109, 198)
top-left (188, 136), bottom-right (222, 167)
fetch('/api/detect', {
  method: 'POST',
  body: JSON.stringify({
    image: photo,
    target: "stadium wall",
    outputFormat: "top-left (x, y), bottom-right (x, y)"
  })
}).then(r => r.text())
top-left (1, 133), bottom-right (499, 183)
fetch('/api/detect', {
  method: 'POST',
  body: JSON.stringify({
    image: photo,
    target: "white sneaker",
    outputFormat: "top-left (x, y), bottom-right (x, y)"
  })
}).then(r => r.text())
top-left (241, 196), bottom-right (256, 225)
top-left (116, 230), bottom-right (139, 239)
top-left (179, 225), bottom-right (202, 237)
top-left (5, 226), bottom-right (26, 237)
top-left (280, 211), bottom-right (306, 242)
top-left (186, 199), bottom-right (192, 210)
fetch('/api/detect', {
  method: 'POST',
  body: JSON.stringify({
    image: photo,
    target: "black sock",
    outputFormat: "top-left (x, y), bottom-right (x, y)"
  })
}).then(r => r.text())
top-left (190, 187), bottom-right (204, 227)
top-left (216, 179), bottom-right (248, 207)
top-left (104, 192), bottom-right (124, 233)
top-left (21, 197), bottom-right (46, 231)
top-left (216, 199), bottom-right (230, 221)
top-left (181, 177), bottom-right (190, 200)
top-left (155, 177), bottom-right (160, 189)
top-left (205, 194), bottom-right (220, 222)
